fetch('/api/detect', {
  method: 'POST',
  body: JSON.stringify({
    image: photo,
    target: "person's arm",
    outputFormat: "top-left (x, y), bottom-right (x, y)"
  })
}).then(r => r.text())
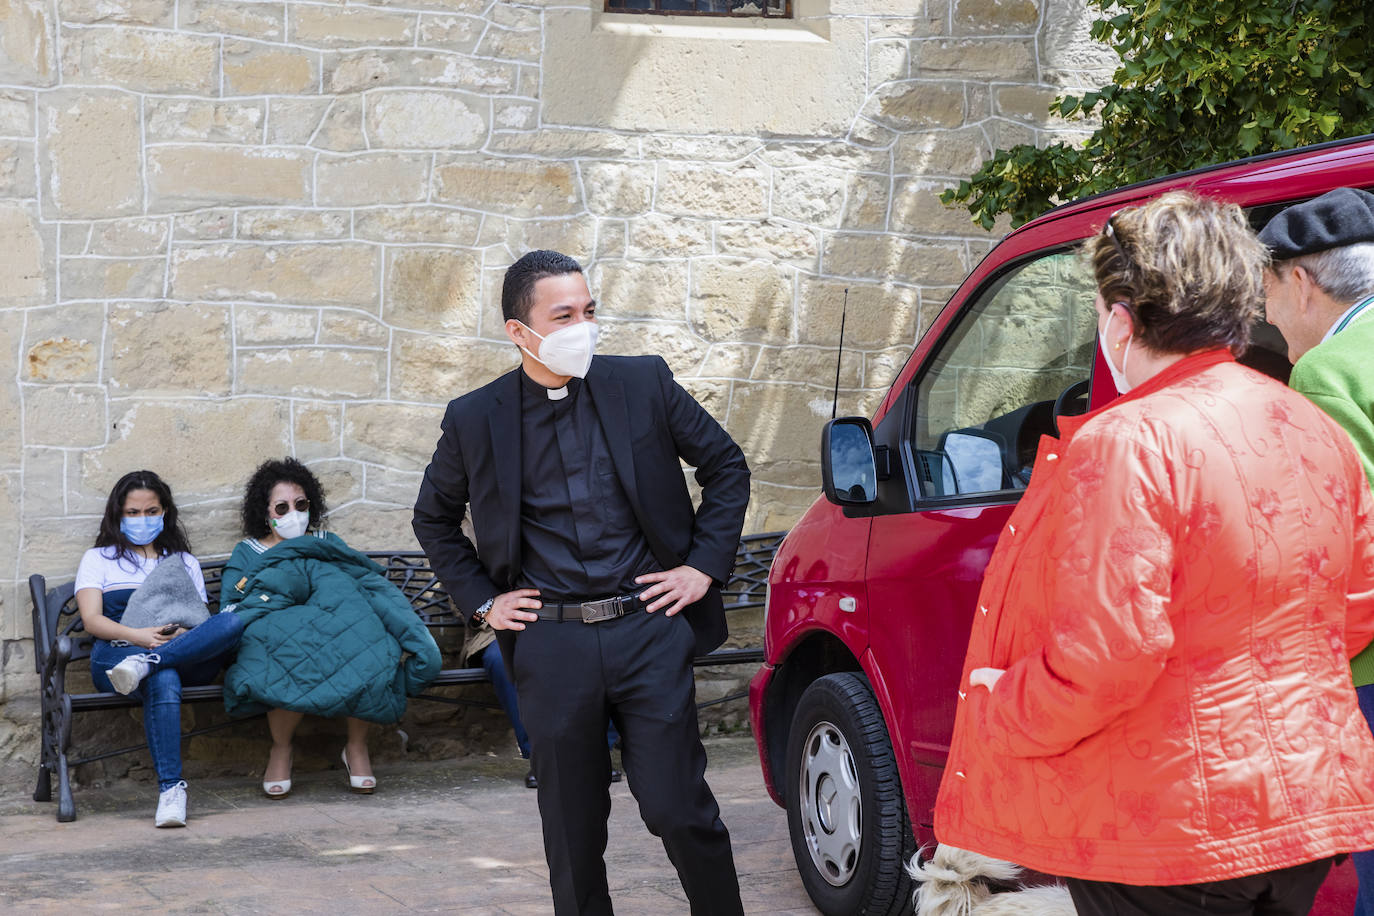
top-left (412, 402), bottom-right (504, 621)
top-left (73, 552), bottom-right (180, 649)
top-left (180, 552), bottom-right (209, 604)
top-left (219, 543), bottom-right (250, 611)
top-left (974, 423), bottom-right (1176, 759)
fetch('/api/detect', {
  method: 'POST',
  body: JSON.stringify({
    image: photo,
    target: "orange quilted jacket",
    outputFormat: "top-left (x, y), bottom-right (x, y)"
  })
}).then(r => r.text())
top-left (934, 349), bottom-right (1374, 884)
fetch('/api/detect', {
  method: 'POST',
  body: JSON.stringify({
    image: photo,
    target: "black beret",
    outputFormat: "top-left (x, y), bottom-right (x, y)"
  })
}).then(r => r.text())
top-left (1259, 186), bottom-right (1374, 260)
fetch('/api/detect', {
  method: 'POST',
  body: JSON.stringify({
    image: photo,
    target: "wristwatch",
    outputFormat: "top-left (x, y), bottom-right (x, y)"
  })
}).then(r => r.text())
top-left (471, 597), bottom-right (495, 628)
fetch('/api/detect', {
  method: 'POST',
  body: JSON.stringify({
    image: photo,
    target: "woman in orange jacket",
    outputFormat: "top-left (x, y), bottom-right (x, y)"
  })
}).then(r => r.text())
top-left (934, 191), bottom-right (1374, 915)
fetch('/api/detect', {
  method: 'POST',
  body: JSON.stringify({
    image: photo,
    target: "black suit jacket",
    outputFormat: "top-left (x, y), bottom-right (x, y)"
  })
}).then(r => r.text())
top-left (413, 354), bottom-right (751, 659)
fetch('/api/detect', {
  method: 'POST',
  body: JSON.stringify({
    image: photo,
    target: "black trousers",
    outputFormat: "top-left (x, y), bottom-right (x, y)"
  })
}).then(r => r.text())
top-left (1066, 857), bottom-right (1334, 916)
top-left (512, 604), bottom-right (743, 916)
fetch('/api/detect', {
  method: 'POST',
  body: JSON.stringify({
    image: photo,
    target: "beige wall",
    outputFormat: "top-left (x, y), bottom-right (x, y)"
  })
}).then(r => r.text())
top-left (0, 0), bottom-right (1113, 763)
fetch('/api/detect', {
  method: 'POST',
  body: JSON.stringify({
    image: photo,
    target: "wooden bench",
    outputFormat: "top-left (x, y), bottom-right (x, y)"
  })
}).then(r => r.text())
top-left (29, 531), bottom-right (784, 822)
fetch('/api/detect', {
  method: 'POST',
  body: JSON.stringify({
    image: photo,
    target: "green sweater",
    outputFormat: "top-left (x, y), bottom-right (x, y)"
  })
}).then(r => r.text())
top-left (1290, 310), bottom-right (1374, 686)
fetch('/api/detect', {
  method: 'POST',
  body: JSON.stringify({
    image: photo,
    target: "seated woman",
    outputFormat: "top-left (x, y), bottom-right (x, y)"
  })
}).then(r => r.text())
top-left (221, 457), bottom-right (441, 798)
top-left (77, 470), bottom-right (244, 828)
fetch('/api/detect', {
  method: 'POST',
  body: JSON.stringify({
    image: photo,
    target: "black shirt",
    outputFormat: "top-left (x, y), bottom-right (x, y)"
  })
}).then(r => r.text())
top-left (516, 370), bottom-right (659, 601)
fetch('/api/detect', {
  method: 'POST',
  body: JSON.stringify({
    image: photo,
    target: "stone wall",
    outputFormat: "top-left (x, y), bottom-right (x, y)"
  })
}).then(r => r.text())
top-left (0, 0), bottom-right (1114, 776)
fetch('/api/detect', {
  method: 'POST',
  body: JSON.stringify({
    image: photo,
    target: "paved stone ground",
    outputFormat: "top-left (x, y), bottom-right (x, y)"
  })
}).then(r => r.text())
top-left (0, 735), bottom-right (820, 914)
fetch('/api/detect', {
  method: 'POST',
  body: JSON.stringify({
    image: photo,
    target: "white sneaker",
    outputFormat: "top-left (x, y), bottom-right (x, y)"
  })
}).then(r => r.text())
top-left (108, 652), bottom-right (161, 695)
top-left (155, 780), bottom-right (187, 828)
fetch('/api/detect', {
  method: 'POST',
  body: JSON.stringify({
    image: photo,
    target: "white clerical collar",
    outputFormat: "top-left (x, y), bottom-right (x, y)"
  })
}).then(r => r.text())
top-left (547, 386), bottom-right (568, 400)
top-left (1322, 293), bottom-right (1374, 343)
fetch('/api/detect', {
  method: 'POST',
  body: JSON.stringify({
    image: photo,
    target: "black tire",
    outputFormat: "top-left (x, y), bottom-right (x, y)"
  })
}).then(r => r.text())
top-left (785, 672), bottom-right (915, 915)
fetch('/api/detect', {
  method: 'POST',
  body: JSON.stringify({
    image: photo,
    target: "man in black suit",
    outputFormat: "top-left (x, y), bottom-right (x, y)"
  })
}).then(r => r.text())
top-left (413, 250), bottom-right (749, 915)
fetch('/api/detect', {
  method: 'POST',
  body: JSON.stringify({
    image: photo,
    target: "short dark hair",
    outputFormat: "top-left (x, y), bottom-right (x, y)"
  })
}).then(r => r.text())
top-left (501, 250), bottom-right (583, 324)
top-left (239, 457), bottom-right (329, 539)
top-left (95, 470), bottom-right (193, 562)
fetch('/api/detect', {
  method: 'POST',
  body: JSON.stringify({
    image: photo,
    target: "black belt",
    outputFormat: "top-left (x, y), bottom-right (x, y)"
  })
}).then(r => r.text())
top-left (533, 594), bottom-right (642, 624)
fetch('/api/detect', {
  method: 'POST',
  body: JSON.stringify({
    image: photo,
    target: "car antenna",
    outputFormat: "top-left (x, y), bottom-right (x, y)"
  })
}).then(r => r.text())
top-left (831, 287), bottom-right (848, 419)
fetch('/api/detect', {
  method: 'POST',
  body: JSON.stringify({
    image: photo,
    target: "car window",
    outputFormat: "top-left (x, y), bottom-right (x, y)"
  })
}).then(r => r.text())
top-left (912, 250), bottom-right (1097, 499)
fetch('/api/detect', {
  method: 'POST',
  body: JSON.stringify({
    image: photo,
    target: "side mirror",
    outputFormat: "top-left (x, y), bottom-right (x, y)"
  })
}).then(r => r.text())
top-left (822, 417), bottom-right (878, 506)
top-left (938, 429), bottom-right (1007, 495)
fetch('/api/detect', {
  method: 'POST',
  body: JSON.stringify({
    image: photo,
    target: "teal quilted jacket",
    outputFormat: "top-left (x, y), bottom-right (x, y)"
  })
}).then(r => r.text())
top-left (221, 536), bottom-right (441, 722)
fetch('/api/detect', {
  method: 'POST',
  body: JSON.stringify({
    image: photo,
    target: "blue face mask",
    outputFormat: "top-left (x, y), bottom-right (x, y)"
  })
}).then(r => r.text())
top-left (121, 515), bottom-right (164, 546)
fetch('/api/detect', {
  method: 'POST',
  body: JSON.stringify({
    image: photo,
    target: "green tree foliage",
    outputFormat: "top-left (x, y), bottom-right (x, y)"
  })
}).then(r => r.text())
top-left (942, 0), bottom-right (1374, 229)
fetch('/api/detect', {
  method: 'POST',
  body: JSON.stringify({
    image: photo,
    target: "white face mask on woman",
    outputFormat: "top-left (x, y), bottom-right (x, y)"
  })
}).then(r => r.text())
top-left (518, 320), bottom-right (599, 379)
top-left (271, 510), bottom-right (310, 540)
top-left (1099, 310), bottom-right (1134, 394)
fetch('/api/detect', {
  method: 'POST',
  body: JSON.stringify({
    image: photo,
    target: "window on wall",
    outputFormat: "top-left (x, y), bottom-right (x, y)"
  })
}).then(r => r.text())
top-left (606, 0), bottom-right (791, 16)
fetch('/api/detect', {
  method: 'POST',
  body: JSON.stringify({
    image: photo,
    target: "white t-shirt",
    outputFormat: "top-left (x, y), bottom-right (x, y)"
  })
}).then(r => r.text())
top-left (74, 547), bottom-right (208, 602)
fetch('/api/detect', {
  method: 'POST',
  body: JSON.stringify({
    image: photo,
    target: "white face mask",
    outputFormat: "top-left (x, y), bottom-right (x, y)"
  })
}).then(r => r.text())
top-left (1099, 310), bottom-right (1134, 394)
top-left (518, 320), bottom-right (598, 379)
top-left (271, 509), bottom-right (310, 540)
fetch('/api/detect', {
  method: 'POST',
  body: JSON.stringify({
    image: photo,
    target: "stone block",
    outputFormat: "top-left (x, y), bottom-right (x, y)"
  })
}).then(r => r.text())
top-left (18, 518), bottom-right (92, 584)
top-left (390, 333), bottom-right (517, 403)
top-left (848, 116), bottom-right (898, 150)
top-left (0, 91), bottom-right (33, 135)
top-left (23, 384), bottom-right (105, 446)
top-left (895, 127), bottom-right (991, 177)
top-left (841, 174), bottom-right (891, 231)
top-left (698, 343), bottom-right (760, 380)
top-left (179, 502), bottom-right (242, 559)
top-left (0, 0), bottom-right (56, 85)
top-left (316, 152), bottom-right (429, 207)
top-left (364, 465), bottom-right (423, 506)
top-left (38, 90), bottom-right (141, 218)
top-left (891, 178), bottom-right (991, 236)
top-left (995, 85), bottom-right (1062, 124)
top-left (309, 457), bottom-right (363, 508)
top-left (641, 136), bottom-right (762, 163)
top-left (107, 303), bottom-right (232, 395)
top-left (365, 90), bottom-right (487, 150)
top-left (494, 99), bottom-right (535, 130)
top-left (772, 168), bottom-right (848, 227)
top-left (689, 261), bottom-right (794, 345)
top-left (325, 49), bottom-right (517, 95)
top-left (59, 0), bottom-right (172, 25)
top-left (915, 38), bottom-right (1036, 79)
top-left (320, 310), bottom-right (388, 347)
top-left (89, 218), bottom-right (170, 257)
top-left (291, 4), bottom-right (414, 46)
top-left (171, 243), bottom-right (381, 309)
top-left (869, 38), bottom-right (910, 84)
top-left (233, 304), bottom-right (317, 346)
top-left (507, 217), bottom-right (595, 261)
top-left (293, 401), bottom-right (341, 461)
top-left (862, 81), bottom-right (966, 131)
top-left (22, 302), bottom-right (101, 382)
top-left (863, 346), bottom-right (914, 391)
top-left (485, 129), bottom-right (635, 160)
top-left (60, 223), bottom-right (89, 256)
top-left (60, 257), bottom-right (164, 301)
top-left (172, 209), bottom-right (234, 241)
top-left (626, 214), bottom-right (713, 258)
top-left (416, 13), bottom-right (481, 51)
top-left (327, 504), bottom-right (419, 552)
top-left (753, 346), bottom-right (861, 388)
top-left (60, 26), bottom-right (217, 92)
top-left (433, 157), bottom-right (578, 217)
top-left (385, 247), bottom-right (481, 333)
top-left (595, 219), bottom-right (627, 260)
top-left (727, 380), bottom-right (830, 480)
top-left (797, 278), bottom-right (921, 349)
top-left (0, 140), bottom-right (34, 198)
top-left (582, 162), bottom-right (654, 217)
top-left (310, 96), bottom-right (365, 151)
top-left (0, 311), bottom-right (21, 464)
top-left (222, 39), bottom-right (318, 95)
top-left (149, 146), bottom-right (309, 210)
top-left (82, 399), bottom-right (291, 500)
top-left (266, 97), bottom-right (330, 145)
top-left (352, 206), bottom-right (481, 245)
top-left (744, 479), bottom-right (817, 535)
top-left (596, 320), bottom-right (707, 377)
top-left (237, 347), bottom-right (385, 399)
top-left (237, 208), bottom-right (350, 241)
top-left (343, 402), bottom-right (446, 471)
top-left (954, 0), bottom-right (1039, 34)
top-left (0, 204), bottom-right (49, 307)
top-left (758, 139), bottom-right (891, 174)
top-left (179, 0), bottom-right (284, 39)
top-left (146, 98), bottom-right (264, 144)
top-left (589, 260), bottom-right (687, 321)
top-left (823, 234), bottom-right (967, 286)
top-left (657, 165), bottom-right (768, 220)
top-left (0, 473), bottom-right (20, 569)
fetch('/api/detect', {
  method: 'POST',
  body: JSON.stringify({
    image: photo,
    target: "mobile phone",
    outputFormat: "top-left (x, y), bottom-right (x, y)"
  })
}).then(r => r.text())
top-left (159, 624), bottom-right (179, 636)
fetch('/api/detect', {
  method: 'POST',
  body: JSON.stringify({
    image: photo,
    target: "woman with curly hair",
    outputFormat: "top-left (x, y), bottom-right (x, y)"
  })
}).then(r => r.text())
top-left (221, 457), bottom-right (440, 799)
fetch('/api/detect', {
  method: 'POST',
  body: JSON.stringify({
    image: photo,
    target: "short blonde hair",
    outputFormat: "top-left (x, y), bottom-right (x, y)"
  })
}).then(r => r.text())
top-left (1085, 191), bottom-right (1269, 355)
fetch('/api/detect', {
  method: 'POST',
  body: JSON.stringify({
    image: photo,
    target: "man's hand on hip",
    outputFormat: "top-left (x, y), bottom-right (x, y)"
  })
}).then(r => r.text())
top-left (488, 588), bottom-right (542, 631)
top-left (636, 566), bottom-right (710, 617)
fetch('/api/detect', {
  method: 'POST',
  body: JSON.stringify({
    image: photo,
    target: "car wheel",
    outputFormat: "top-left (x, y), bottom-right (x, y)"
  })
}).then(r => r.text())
top-left (785, 672), bottom-right (915, 915)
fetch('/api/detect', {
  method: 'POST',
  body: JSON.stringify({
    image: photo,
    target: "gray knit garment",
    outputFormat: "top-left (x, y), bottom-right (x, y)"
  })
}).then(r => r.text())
top-left (121, 558), bottom-right (212, 630)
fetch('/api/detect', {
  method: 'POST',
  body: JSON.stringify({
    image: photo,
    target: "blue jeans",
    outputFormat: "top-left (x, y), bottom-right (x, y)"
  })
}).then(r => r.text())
top-left (1356, 682), bottom-right (1374, 916)
top-left (90, 612), bottom-right (244, 790)
top-left (477, 640), bottom-right (617, 759)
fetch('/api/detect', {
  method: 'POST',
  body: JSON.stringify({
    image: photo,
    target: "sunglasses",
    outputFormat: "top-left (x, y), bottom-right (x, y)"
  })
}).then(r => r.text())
top-left (270, 497), bottom-right (310, 518)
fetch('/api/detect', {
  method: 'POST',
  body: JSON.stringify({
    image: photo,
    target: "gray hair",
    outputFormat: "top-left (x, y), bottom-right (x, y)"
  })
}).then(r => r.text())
top-left (1286, 242), bottom-right (1374, 305)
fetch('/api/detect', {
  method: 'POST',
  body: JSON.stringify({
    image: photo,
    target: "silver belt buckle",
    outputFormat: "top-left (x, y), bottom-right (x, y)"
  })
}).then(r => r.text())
top-left (581, 596), bottom-right (623, 624)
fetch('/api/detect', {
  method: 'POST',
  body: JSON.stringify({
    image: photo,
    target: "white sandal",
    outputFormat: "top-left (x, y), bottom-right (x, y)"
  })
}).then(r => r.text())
top-left (262, 748), bottom-right (292, 799)
top-left (341, 748), bottom-right (375, 794)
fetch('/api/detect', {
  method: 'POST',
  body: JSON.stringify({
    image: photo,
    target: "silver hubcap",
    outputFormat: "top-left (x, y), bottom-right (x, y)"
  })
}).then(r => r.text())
top-left (798, 719), bottom-right (862, 887)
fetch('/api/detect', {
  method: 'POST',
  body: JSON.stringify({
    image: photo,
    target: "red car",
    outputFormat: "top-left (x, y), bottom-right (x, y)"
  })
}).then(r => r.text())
top-left (749, 134), bottom-right (1374, 915)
